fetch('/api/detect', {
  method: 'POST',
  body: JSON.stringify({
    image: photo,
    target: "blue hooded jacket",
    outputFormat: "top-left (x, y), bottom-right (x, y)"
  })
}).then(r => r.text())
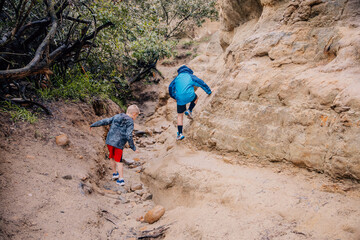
top-left (90, 113), bottom-right (136, 151)
top-left (168, 65), bottom-right (212, 105)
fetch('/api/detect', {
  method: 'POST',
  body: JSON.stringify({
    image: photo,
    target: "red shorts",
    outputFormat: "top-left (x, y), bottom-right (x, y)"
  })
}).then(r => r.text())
top-left (107, 145), bottom-right (123, 163)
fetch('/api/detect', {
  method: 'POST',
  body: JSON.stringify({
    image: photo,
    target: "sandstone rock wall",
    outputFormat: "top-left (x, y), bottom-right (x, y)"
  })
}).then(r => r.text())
top-left (187, 0), bottom-right (360, 179)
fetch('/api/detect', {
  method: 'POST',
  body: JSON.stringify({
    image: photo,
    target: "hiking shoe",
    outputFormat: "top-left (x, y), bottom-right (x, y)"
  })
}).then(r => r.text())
top-left (116, 179), bottom-right (125, 186)
top-left (184, 110), bottom-right (193, 119)
top-left (176, 133), bottom-right (185, 140)
top-left (112, 172), bottom-right (119, 180)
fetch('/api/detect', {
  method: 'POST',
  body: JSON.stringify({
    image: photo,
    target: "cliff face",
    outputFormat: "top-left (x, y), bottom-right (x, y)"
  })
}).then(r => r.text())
top-left (188, 0), bottom-right (360, 179)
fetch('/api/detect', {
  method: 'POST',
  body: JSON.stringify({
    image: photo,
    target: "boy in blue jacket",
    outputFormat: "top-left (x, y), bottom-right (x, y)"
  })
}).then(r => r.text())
top-left (90, 105), bottom-right (140, 186)
top-left (168, 65), bottom-right (212, 140)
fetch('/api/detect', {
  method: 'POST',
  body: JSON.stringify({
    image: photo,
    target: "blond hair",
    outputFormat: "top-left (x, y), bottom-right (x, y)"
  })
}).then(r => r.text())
top-left (126, 105), bottom-right (140, 115)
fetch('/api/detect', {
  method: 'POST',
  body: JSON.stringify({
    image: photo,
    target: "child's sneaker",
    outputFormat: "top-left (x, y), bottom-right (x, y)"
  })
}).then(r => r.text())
top-left (116, 178), bottom-right (125, 186)
top-left (112, 172), bottom-right (119, 180)
top-left (176, 132), bottom-right (185, 140)
top-left (184, 110), bottom-right (193, 119)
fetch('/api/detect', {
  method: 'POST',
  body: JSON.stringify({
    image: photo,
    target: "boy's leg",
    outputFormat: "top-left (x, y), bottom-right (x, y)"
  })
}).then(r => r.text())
top-left (113, 148), bottom-right (125, 186)
top-left (188, 94), bottom-right (198, 112)
top-left (116, 162), bottom-right (124, 179)
top-left (107, 145), bottom-right (118, 179)
top-left (110, 158), bottom-right (117, 173)
top-left (176, 104), bottom-right (186, 139)
top-left (177, 113), bottom-right (184, 134)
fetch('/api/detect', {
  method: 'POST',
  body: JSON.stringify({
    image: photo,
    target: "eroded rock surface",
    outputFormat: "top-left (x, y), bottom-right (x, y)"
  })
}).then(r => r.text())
top-left (157, 0), bottom-right (360, 180)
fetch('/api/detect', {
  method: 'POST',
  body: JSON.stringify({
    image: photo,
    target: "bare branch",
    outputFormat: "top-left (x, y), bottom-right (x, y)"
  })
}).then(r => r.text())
top-left (160, 0), bottom-right (169, 25)
top-left (0, 0), bottom-right (58, 80)
top-left (62, 15), bottom-right (91, 24)
top-left (166, 7), bottom-right (200, 39)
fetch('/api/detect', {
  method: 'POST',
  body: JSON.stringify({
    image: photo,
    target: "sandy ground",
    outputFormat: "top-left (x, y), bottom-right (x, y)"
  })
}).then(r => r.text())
top-left (0, 102), bottom-right (160, 240)
top-left (142, 138), bottom-right (360, 240)
top-left (0, 98), bottom-right (360, 240)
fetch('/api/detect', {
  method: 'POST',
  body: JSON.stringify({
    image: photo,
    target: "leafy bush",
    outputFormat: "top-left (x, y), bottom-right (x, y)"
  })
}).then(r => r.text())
top-left (0, 101), bottom-right (38, 124)
top-left (38, 65), bottom-right (129, 106)
top-left (182, 40), bottom-right (195, 49)
top-left (0, 0), bottom-right (218, 109)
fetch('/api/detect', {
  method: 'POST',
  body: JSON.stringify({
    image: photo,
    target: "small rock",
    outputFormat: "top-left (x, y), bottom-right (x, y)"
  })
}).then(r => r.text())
top-left (161, 124), bottom-right (170, 130)
top-left (153, 127), bottom-right (163, 134)
top-left (133, 166), bottom-right (143, 173)
top-left (26, 155), bottom-right (35, 160)
top-left (78, 155), bottom-right (83, 159)
top-left (103, 183), bottom-right (112, 190)
top-left (119, 195), bottom-right (129, 204)
top-left (222, 157), bottom-right (235, 165)
top-left (123, 159), bottom-right (135, 165)
top-left (62, 175), bottom-right (72, 180)
top-left (131, 183), bottom-right (143, 191)
top-left (144, 139), bottom-right (155, 145)
top-left (114, 200), bottom-right (120, 205)
top-left (82, 184), bottom-right (93, 194)
top-left (55, 134), bottom-right (69, 146)
top-left (78, 174), bottom-right (88, 181)
top-left (145, 130), bottom-right (153, 136)
top-left (117, 186), bottom-right (129, 194)
top-left (144, 205), bottom-right (165, 224)
top-left (140, 226), bottom-right (148, 232)
top-left (135, 190), bottom-right (144, 196)
top-left (133, 158), bottom-right (140, 162)
top-left (134, 130), bottom-right (147, 137)
top-left (142, 193), bottom-right (153, 201)
top-left (136, 216), bottom-right (144, 222)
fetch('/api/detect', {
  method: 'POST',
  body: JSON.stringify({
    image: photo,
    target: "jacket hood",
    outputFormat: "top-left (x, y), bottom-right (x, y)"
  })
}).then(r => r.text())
top-left (177, 65), bottom-right (193, 74)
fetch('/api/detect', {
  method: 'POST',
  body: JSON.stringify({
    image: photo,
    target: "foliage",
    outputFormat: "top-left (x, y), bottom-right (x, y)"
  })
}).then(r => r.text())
top-left (85, 0), bottom-right (218, 84)
top-left (0, 101), bottom-right (38, 123)
top-left (0, 0), bottom-right (218, 109)
top-left (182, 40), bottom-right (195, 49)
top-left (152, 0), bottom-right (218, 39)
top-left (38, 65), bottom-right (128, 104)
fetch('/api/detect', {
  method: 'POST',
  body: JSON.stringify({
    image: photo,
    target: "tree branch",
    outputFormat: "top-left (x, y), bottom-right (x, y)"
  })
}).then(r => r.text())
top-left (62, 15), bottom-right (91, 24)
top-left (165, 7), bottom-right (200, 39)
top-left (0, 0), bottom-right (58, 80)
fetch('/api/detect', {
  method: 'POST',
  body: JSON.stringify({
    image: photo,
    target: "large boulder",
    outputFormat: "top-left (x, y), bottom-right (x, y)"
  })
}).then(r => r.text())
top-left (187, 0), bottom-right (360, 180)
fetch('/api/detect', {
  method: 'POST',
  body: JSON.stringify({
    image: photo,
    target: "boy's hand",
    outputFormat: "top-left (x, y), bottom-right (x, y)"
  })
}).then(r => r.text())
top-left (135, 150), bottom-right (140, 153)
top-left (89, 127), bottom-right (92, 132)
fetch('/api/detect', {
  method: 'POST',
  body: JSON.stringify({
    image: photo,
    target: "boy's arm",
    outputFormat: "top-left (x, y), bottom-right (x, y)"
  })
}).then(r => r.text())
top-left (168, 79), bottom-right (176, 99)
top-left (191, 75), bottom-right (212, 95)
top-left (90, 117), bottom-right (114, 127)
top-left (125, 120), bottom-right (136, 151)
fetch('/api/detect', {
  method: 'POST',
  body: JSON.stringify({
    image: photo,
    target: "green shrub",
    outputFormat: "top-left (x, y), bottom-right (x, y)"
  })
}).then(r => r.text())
top-left (38, 66), bottom-right (120, 102)
top-left (182, 40), bottom-right (194, 49)
top-left (0, 101), bottom-right (38, 124)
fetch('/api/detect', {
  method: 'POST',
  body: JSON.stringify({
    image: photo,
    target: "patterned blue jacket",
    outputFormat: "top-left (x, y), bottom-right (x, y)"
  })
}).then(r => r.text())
top-left (168, 65), bottom-right (212, 105)
top-left (90, 113), bottom-right (136, 151)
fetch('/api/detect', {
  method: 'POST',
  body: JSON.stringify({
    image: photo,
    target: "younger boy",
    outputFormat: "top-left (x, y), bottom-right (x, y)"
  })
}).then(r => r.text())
top-left (90, 105), bottom-right (140, 186)
top-left (168, 65), bottom-right (212, 140)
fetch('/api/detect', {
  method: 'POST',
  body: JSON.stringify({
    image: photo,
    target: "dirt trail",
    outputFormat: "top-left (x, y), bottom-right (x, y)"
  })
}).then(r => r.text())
top-left (0, 101), bottom-right (162, 240)
top-left (141, 139), bottom-right (360, 239)
top-left (1, 100), bottom-right (359, 240)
